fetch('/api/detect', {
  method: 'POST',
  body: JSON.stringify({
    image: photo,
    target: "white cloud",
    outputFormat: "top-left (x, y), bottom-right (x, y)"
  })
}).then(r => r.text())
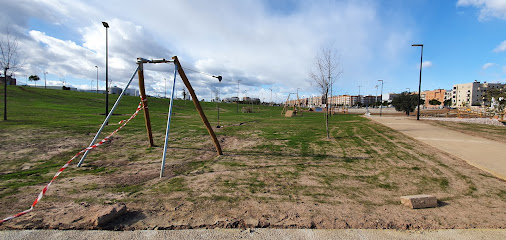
top-left (482, 62), bottom-right (497, 70)
top-left (494, 40), bottom-right (506, 52)
top-left (457, 0), bottom-right (506, 20)
top-left (2, 0), bottom-right (417, 100)
top-left (421, 61), bottom-right (433, 68)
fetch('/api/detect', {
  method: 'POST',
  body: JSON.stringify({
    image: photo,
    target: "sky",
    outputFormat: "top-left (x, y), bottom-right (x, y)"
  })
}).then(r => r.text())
top-left (1, 0), bottom-right (506, 102)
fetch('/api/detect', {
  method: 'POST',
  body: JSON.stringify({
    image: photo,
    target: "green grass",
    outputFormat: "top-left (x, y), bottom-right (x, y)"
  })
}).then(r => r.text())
top-left (2, 85), bottom-right (505, 215)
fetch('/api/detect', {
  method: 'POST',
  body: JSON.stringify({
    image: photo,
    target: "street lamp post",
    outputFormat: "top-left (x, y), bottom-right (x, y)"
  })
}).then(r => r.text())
top-left (212, 75), bottom-right (222, 127)
top-left (95, 66), bottom-right (98, 93)
top-left (236, 79), bottom-right (241, 113)
top-left (358, 85), bottom-right (362, 107)
top-left (375, 85), bottom-right (378, 107)
top-left (378, 80), bottom-right (384, 116)
top-left (102, 21), bottom-right (110, 121)
top-left (412, 44), bottom-right (423, 120)
top-left (44, 71), bottom-right (48, 89)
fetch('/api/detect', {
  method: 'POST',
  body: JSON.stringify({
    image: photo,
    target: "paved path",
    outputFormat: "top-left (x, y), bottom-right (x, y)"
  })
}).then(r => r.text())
top-left (2, 229), bottom-right (506, 240)
top-left (368, 116), bottom-right (506, 180)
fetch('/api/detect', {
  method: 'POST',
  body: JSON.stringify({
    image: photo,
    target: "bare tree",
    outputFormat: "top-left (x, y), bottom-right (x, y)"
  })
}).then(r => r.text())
top-left (308, 45), bottom-right (342, 138)
top-left (1, 29), bottom-right (24, 120)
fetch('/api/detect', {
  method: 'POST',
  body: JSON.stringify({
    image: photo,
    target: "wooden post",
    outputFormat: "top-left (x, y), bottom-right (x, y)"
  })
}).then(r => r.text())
top-left (137, 61), bottom-right (155, 147)
top-left (172, 56), bottom-right (223, 155)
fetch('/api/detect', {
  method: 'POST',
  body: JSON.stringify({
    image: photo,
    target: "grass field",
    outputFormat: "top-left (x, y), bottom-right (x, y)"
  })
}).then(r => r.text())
top-left (1, 85), bottom-right (506, 230)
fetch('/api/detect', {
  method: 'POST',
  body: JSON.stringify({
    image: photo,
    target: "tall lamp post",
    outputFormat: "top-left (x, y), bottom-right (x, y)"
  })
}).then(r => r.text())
top-left (212, 75), bottom-right (222, 127)
top-left (412, 44), bottom-right (423, 120)
top-left (44, 71), bottom-right (48, 89)
top-left (95, 66), bottom-right (98, 93)
top-left (358, 85), bottom-right (362, 107)
top-left (378, 80), bottom-right (383, 116)
top-left (102, 21), bottom-right (110, 120)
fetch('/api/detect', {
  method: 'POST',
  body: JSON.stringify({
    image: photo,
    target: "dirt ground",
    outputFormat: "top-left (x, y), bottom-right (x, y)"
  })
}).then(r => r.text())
top-left (1, 119), bottom-right (506, 230)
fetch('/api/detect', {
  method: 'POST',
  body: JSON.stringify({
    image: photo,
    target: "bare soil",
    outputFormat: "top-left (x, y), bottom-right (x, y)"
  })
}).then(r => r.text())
top-left (1, 120), bottom-right (506, 230)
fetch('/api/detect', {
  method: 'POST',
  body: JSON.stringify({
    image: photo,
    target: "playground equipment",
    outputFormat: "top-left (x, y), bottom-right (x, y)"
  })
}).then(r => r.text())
top-left (281, 93), bottom-right (303, 117)
top-left (79, 56), bottom-right (222, 174)
top-left (0, 55), bottom-right (225, 224)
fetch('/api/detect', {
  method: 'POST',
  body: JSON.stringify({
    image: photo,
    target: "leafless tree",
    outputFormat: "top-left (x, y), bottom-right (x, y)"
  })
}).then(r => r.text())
top-left (308, 44), bottom-right (342, 138)
top-left (1, 29), bottom-right (24, 120)
top-left (211, 87), bottom-right (219, 102)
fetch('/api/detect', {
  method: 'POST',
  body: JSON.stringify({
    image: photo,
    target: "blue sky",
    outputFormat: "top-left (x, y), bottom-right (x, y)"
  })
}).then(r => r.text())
top-left (1, 0), bottom-right (505, 101)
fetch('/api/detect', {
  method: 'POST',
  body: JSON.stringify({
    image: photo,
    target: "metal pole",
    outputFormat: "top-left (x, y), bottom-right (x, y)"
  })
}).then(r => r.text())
top-left (378, 80), bottom-right (383, 116)
top-left (412, 44), bottom-right (423, 120)
top-left (160, 64), bottom-right (178, 178)
top-left (77, 66), bottom-right (139, 167)
top-left (44, 72), bottom-right (47, 89)
top-left (358, 85), bottom-right (361, 107)
top-left (95, 66), bottom-right (98, 93)
top-left (103, 22), bottom-right (109, 123)
top-left (375, 85), bottom-right (378, 107)
top-left (417, 46), bottom-right (423, 120)
top-left (237, 79), bottom-right (240, 113)
top-left (218, 79), bottom-right (221, 126)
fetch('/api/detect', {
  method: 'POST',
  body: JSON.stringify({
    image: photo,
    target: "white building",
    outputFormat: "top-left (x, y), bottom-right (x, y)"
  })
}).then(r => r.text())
top-left (452, 81), bottom-right (505, 107)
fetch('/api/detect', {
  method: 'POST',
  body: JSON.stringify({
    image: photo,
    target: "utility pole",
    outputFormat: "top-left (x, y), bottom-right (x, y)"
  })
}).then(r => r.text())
top-left (237, 79), bottom-right (241, 113)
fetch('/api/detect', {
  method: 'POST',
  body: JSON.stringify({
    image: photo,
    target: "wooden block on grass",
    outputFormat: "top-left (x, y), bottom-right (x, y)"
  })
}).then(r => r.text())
top-left (285, 110), bottom-right (294, 117)
top-left (400, 194), bottom-right (437, 209)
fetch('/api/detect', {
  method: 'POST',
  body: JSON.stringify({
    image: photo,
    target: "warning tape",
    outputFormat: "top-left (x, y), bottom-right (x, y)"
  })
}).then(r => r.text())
top-left (0, 101), bottom-right (144, 224)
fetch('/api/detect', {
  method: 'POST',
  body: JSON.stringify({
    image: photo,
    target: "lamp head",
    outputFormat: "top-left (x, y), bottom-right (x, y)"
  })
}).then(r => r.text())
top-left (412, 44), bottom-right (423, 47)
top-left (102, 22), bottom-right (109, 28)
top-left (213, 75), bottom-right (222, 82)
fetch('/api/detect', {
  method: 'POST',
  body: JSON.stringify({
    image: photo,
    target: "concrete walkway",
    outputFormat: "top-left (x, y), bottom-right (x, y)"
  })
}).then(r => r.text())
top-left (368, 115), bottom-right (506, 180)
top-left (2, 229), bottom-right (506, 240)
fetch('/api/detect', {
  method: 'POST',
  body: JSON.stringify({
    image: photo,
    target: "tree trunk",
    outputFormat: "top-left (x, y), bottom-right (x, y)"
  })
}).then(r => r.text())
top-left (325, 92), bottom-right (330, 138)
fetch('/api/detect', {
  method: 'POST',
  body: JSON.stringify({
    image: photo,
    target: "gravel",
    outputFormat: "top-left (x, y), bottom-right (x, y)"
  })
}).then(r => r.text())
top-left (422, 117), bottom-right (505, 126)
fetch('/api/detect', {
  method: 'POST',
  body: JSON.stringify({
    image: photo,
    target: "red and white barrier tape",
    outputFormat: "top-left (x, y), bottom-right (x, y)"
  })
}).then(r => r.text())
top-left (0, 101), bottom-right (144, 224)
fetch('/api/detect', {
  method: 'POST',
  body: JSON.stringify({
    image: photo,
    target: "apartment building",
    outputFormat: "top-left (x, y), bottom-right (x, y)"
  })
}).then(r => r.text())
top-left (452, 81), bottom-right (506, 107)
top-left (421, 89), bottom-right (446, 108)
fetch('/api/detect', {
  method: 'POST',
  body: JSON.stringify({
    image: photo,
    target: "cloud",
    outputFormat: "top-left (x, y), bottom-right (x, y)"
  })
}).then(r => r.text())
top-left (482, 62), bottom-right (497, 70)
top-left (457, 0), bottom-right (506, 20)
top-left (1, 0), bottom-right (417, 100)
top-left (421, 61), bottom-right (433, 68)
top-left (494, 40), bottom-right (506, 52)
